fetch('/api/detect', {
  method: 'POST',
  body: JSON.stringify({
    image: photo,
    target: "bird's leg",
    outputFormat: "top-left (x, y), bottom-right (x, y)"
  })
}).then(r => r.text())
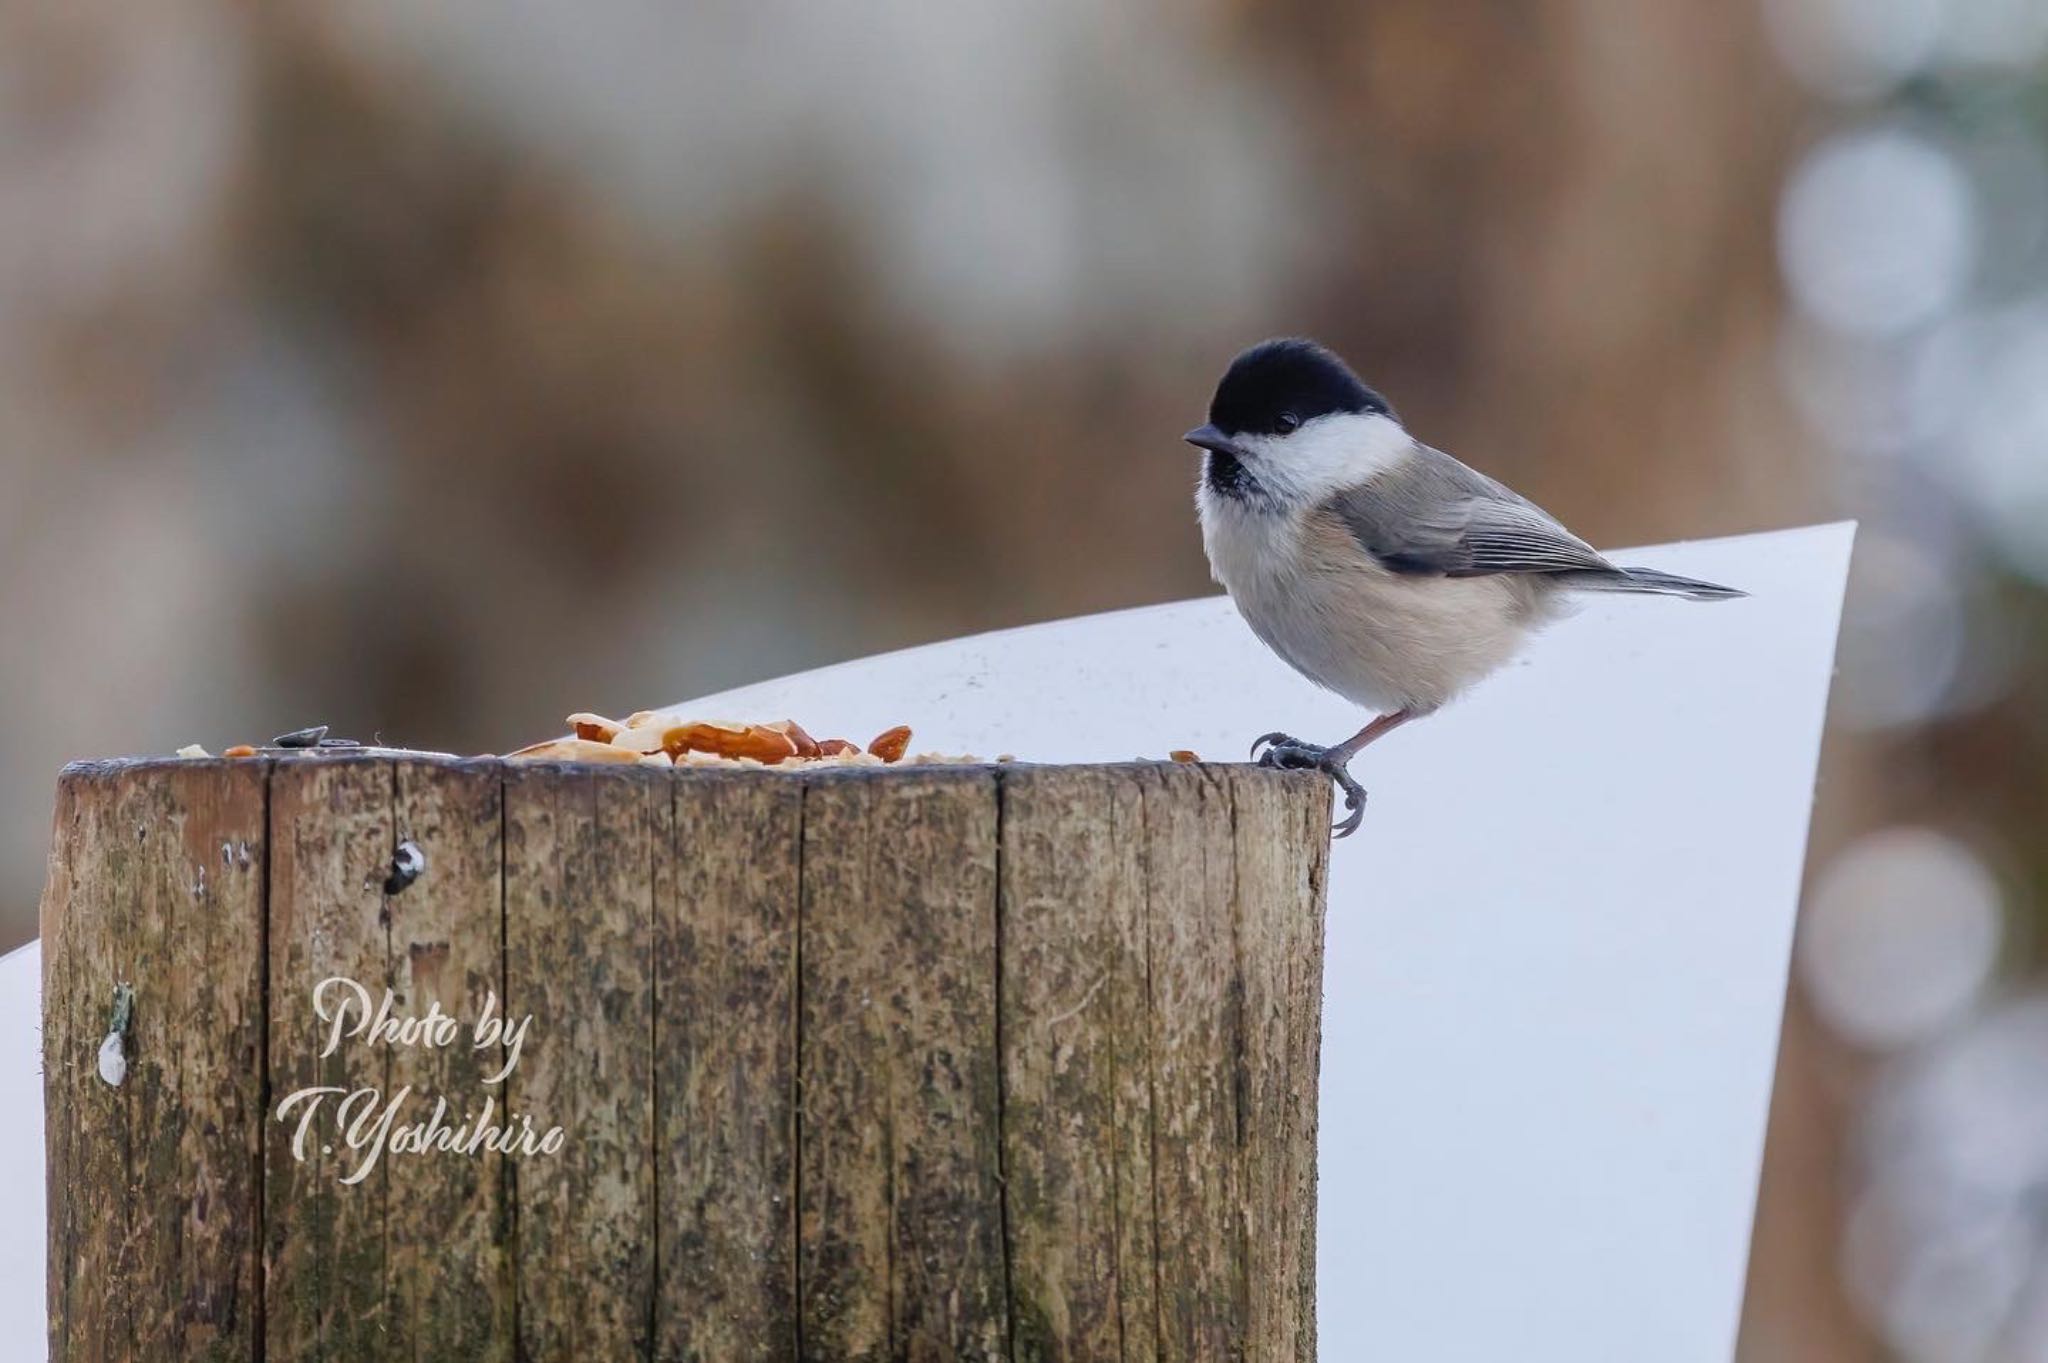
top-left (1249, 709), bottom-right (1421, 838)
top-left (1327, 708), bottom-right (1419, 762)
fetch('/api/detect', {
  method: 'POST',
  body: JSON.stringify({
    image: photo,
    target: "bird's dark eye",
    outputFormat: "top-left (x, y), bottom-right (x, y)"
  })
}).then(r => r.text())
top-left (1278, 412), bottom-right (1301, 432)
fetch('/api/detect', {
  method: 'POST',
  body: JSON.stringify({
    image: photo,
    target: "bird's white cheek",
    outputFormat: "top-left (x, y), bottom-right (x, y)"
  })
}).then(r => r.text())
top-left (1245, 413), bottom-right (1411, 504)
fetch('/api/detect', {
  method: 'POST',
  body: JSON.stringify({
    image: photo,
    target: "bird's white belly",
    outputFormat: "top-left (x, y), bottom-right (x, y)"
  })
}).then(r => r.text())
top-left (1201, 499), bottom-right (1541, 713)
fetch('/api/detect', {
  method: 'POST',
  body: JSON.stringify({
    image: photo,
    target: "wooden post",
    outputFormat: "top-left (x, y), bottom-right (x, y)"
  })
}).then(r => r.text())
top-left (42, 756), bottom-right (1330, 1362)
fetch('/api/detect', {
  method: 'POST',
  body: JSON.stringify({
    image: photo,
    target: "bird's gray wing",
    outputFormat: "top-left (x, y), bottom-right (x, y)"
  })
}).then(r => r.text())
top-left (1324, 443), bottom-right (1614, 578)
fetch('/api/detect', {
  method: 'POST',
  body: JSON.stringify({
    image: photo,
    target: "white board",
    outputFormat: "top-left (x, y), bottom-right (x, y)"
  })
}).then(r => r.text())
top-left (0, 521), bottom-right (1852, 1361)
top-left (0, 939), bottom-right (44, 1351)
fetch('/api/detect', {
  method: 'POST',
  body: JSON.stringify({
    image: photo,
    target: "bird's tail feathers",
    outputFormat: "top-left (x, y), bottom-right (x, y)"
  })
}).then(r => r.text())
top-left (1561, 565), bottom-right (1747, 601)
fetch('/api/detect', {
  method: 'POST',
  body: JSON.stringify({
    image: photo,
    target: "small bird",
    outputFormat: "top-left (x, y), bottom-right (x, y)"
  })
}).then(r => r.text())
top-left (1186, 338), bottom-right (1743, 837)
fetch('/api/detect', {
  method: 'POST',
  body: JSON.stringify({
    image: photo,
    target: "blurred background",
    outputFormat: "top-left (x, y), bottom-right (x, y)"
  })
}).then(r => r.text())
top-left (1, 0), bottom-right (2043, 1357)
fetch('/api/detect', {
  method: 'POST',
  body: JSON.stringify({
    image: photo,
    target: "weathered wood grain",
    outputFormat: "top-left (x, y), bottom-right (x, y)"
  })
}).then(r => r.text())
top-left (504, 762), bottom-right (662, 1360)
top-left (383, 759), bottom-right (511, 1358)
top-left (1224, 766), bottom-right (1329, 1363)
top-left (264, 757), bottom-right (399, 1359)
top-left (997, 765), bottom-right (1156, 1362)
top-left (41, 759), bottom-right (268, 1363)
top-left (45, 757), bottom-right (1328, 1363)
top-left (797, 767), bottom-right (1008, 1362)
top-left (658, 771), bottom-right (802, 1361)
top-left (1140, 763), bottom-right (1249, 1361)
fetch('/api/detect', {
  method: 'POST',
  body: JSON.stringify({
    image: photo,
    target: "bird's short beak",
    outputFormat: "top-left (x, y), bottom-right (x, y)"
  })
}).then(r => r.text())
top-left (1184, 424), bottom-right (1246, 459)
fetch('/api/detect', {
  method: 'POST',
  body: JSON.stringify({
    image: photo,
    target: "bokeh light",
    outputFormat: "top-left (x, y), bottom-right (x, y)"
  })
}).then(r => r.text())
top-left (1799, 826), bottom-right (2002, 1048)
top-left (1779, 128), bottom-right (1976, 340)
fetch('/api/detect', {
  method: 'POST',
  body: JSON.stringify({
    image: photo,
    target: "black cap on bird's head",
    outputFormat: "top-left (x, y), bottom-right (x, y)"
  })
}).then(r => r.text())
top-left (1183, 340), bottom-right (1395, 475)
top-left (1186, 339), bottom-right (1393, 461)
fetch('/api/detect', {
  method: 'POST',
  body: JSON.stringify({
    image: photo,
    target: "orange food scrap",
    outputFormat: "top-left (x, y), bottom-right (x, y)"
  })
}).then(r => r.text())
top-left (767, 719), bottom-right (822, 759)
top-left (223, 744), bottom-right (258, 759)
top-left (567, 712), bottom-right (621, 743)
top-left (661, 720), bottom-right (801, 765)
top-left (1169, 749), bottom-right (1200, 763)
top-left (817, 738), bottom-right (861, 756)
top-left (867, 725), bottom-right (912, 763)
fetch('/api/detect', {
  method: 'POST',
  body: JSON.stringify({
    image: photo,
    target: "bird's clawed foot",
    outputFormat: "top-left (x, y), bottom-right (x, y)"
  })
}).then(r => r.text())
top-left (1249, 732), bottom-right (1368, 838)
